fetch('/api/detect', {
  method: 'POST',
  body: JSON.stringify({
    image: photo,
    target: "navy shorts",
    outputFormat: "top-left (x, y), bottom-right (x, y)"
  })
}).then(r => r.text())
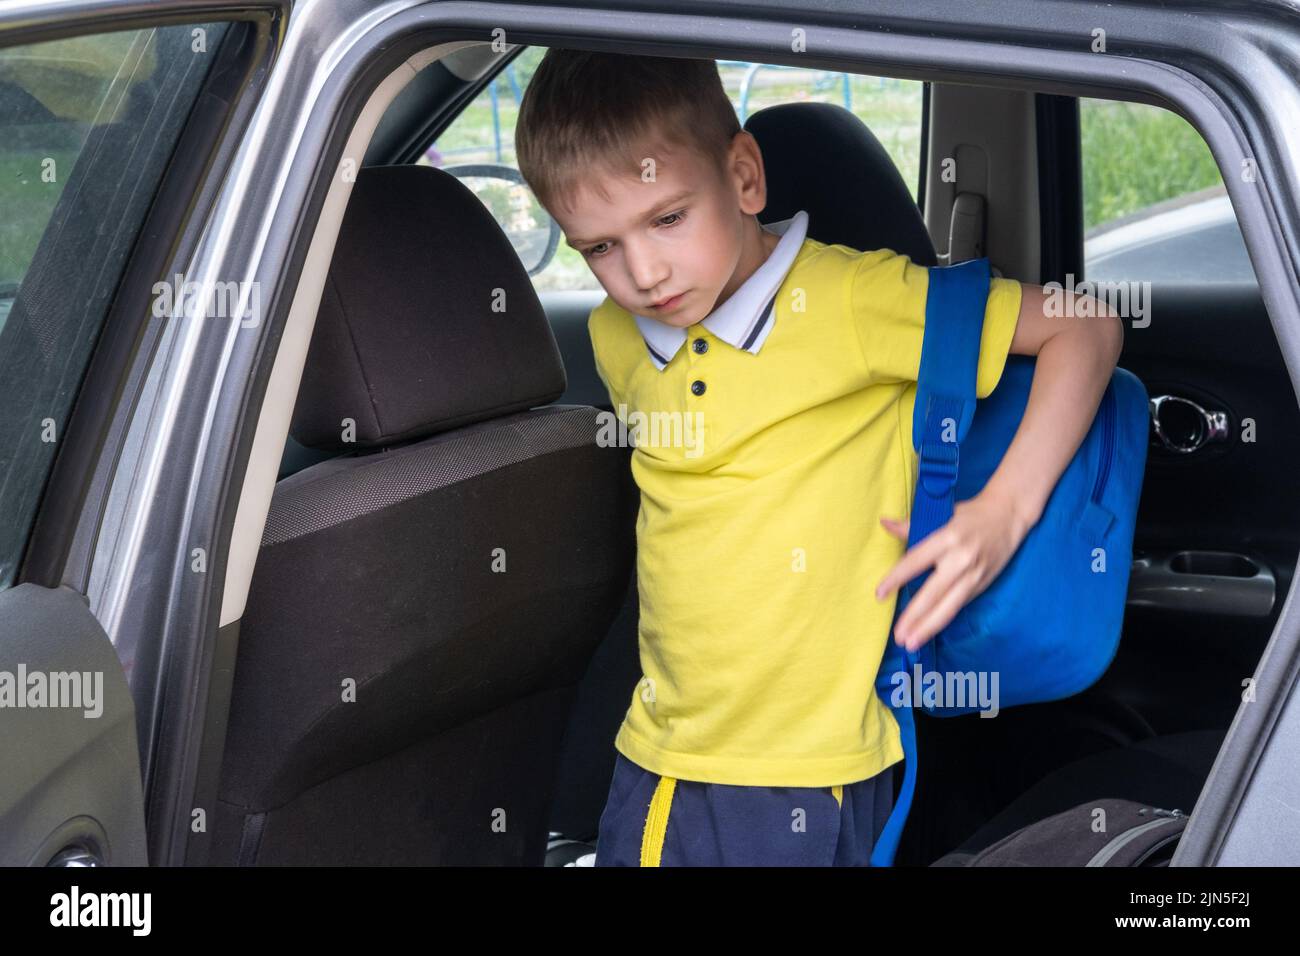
top-left (594, 751), bottom-right (897, 866)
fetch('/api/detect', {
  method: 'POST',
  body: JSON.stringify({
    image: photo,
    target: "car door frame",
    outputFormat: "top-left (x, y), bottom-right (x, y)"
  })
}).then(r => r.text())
top-left (0, 0), bottom-right (284, 865)
top-left (15, 0), bottom-right (1296, 867)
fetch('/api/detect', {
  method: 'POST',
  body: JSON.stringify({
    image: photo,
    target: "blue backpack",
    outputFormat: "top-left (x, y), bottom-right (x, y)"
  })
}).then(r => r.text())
top-left (868, 257), bottom-right (1149, 867)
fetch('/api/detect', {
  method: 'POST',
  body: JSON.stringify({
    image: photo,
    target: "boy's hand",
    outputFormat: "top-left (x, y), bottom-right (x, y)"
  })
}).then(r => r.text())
top-left (869, 281), bottom-right (1123, 654)
top-left (874, 487), bottom-right (1033, 652)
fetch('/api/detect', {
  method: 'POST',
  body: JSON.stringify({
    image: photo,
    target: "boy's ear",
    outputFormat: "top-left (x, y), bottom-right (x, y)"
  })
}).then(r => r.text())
top-left (724, 130), bottom-right (768, 215)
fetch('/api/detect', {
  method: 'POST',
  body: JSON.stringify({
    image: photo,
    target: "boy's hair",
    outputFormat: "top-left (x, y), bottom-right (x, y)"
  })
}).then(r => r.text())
top-left (515, 50), bottom-right (741, 216)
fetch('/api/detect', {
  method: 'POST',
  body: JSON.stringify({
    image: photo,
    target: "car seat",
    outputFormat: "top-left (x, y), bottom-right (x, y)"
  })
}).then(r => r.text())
top-left (211, 165), bottom-right (639, 865)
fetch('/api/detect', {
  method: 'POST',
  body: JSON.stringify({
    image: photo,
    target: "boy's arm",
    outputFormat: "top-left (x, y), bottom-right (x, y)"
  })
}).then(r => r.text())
top-left (875, 283), bottom-right (1125, 652)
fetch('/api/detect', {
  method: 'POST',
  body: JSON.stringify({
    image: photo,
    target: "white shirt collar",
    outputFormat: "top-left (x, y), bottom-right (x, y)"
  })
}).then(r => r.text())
top-left (632, 209), bottom-right (809, 371)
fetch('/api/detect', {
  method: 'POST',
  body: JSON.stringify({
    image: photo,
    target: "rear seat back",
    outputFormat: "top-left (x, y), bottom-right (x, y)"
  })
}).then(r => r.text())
top-left (213, 165), bottom-right (638, 865)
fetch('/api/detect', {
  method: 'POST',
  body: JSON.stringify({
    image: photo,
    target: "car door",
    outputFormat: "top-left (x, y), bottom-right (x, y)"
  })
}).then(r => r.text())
top-left (0, 4), bottom-right (269, 865)
top-left (1077, 98), bottom-right (1293, 738)
top-left (55, 0), bottom-right (1293, 869)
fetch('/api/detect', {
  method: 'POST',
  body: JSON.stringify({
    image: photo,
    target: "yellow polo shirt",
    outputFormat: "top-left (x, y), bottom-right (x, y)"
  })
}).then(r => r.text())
top-left (588, 210), bottom-right (1023, 786)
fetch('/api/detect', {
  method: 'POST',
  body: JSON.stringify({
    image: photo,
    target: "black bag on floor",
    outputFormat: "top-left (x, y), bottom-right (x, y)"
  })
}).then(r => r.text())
top-left (932, 798), bottom-right (1188, 867)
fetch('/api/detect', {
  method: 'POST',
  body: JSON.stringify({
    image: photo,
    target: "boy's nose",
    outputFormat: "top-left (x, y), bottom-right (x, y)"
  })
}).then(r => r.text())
top-left (624, 240), bottom-right (669, 294)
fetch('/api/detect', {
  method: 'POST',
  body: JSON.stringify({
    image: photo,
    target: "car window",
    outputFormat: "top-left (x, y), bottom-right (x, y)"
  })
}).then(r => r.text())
top-left (1081, 98), bottom-right (1255, 283)
top-left (423, 50), bottom-right (925, 292)
top-left (0, 23), bottom-right (228, 589)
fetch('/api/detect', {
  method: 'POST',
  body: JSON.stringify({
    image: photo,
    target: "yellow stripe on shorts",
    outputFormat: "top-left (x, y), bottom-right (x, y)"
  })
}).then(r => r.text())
top-left (831, 784), bottom-right (843, 808)
top-left (640, 775), bottom-right (677, 866)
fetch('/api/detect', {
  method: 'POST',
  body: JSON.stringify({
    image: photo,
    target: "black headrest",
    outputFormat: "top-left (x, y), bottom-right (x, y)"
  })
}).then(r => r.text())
top-left (745, 102), bottom-right (937, 266)
top-left (291, 165), bottom-right (566, 452)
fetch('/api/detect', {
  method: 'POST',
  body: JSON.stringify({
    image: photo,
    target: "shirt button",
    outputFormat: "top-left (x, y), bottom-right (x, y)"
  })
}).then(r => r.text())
top-left (691, 380), bottom-right (706, 396)
top-left (692, 337), bottom-right (708, 354)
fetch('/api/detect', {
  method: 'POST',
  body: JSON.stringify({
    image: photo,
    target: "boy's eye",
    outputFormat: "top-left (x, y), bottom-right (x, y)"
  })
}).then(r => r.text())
top-left (582, 211), bottom-right (684, 259)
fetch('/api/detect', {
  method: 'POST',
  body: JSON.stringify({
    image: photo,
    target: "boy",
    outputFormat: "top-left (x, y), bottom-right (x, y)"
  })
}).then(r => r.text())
top-left (515, 51), bottom-right (1122, 866)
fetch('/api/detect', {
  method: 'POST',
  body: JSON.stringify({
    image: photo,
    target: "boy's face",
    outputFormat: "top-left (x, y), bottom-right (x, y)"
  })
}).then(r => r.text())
top-left (550, 130), bottom-right (774, 329)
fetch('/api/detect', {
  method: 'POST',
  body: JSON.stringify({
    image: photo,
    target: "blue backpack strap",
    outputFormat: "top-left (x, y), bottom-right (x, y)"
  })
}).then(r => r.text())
top-left (909, 256), bottom-right (990, 561)
top-left (869, 256), bottom-right (991, 867)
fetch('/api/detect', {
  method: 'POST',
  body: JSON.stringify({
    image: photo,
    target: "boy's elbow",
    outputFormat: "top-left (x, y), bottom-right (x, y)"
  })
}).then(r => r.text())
top-left (1092, 297), bottom-right (1124, 369)
top-left (1105, 305), bottom-right (1125, 367)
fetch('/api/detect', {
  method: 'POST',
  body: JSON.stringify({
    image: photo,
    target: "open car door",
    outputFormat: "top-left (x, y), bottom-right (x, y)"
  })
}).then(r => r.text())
top-left (0, 587), bottom-right (147, 865)
top-left (0, 3), bottom-right (267, 866)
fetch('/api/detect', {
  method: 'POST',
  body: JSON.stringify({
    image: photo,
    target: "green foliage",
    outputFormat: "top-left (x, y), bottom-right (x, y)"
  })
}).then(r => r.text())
top-left (1081, 100), bottom-right (1222, 231)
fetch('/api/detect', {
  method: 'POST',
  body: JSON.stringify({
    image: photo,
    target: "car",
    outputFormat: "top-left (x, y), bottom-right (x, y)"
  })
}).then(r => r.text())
top-left (1, 0), bottom-right (1299, 876)
top-left (1085, 185), bottom-right (1257, 284)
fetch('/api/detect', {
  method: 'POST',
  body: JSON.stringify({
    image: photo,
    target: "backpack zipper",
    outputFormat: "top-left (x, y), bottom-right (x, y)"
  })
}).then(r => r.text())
top-left (1090, 385), bottom-right (1117, 504)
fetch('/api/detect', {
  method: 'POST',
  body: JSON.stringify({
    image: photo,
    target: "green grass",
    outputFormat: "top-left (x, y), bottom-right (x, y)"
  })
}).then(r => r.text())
top-left (1081, 100), bottom-right (1223, 231)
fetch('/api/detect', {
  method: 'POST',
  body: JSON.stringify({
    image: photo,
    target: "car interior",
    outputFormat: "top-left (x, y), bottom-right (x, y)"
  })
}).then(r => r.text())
top-left (208, 40), bottom-right (1295, 866)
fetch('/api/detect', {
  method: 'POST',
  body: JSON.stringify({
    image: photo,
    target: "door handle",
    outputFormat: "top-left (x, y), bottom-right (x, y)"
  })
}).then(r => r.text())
top-left (1148, 394), bottom-right (1229, 454)
top-left (1128, 550), bottom-right (1274, 617)
top-left (47, 845), bottom-right (103, 867)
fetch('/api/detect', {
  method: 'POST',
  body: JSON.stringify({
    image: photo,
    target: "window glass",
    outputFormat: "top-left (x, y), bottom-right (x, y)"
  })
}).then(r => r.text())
top-left (1081, 99), bottom-right (1255, 283)
top-left (0, 23), bottom-right (228, 588)
top-left (426, 50), bottom-right (925, 292)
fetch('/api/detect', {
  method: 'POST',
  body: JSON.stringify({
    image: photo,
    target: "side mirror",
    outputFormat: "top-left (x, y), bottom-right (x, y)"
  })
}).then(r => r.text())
top-left (442, 163), bottom-right (560, 276)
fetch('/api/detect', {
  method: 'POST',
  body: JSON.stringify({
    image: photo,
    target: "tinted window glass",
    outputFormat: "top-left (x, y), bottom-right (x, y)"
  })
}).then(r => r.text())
top-left (0, 23), bottom-right (228, 588)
